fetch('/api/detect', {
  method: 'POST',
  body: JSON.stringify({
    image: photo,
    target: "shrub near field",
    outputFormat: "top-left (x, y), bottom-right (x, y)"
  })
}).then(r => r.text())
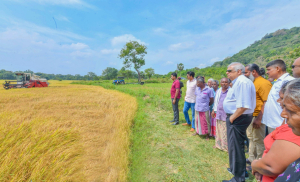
top-left (0, 80), bottom-right (137, 181)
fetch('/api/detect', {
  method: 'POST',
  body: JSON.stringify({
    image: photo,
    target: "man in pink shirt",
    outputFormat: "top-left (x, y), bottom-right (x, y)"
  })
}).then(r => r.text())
top-left (170, 72), bottom-right (181, 125)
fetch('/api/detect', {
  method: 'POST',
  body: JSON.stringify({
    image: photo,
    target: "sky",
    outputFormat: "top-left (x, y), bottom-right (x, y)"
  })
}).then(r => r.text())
top-left (1, 0), bottom-right (300, 76)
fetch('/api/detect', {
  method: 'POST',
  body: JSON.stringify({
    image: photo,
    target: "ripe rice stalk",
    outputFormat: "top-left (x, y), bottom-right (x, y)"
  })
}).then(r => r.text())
top-left (0, 80), bottom-right (137, 182)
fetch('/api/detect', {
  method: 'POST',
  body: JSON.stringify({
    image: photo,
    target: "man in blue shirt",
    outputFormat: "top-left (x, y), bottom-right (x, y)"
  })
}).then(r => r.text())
top-left (222, 62), bottom-right (256, 182)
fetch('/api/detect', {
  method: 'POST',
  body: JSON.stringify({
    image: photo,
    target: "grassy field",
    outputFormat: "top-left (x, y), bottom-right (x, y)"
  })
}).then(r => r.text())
top-left (0, 80), bottom-right (137, 181)
top-left (74, 81), bottom-right (256, 182)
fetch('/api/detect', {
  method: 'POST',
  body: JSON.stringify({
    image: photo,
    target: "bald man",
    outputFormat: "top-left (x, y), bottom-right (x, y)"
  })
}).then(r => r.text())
top-left (292, 57), bottom-right (300, 78)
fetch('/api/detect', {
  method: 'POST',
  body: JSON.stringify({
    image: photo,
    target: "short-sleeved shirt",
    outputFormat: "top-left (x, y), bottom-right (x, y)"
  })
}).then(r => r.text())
top-left (262, 73), bottom-right (294, 128)
top-left (171, 79), bottom-right (181, 99)
top-left (262, 124), bottom-right (300, 182)
top-left (216, 90), bottom-right (228, 121)
top-left (223, 75), bottom-right (256, 114)
top-left (274, 158), bottom-right (300, 182)
top-left (194, 86), bottom-right (213, 112)
top-left (253, 76), bottom-right (272, 116)
top-left (185, 79), bottom-right (197, 103)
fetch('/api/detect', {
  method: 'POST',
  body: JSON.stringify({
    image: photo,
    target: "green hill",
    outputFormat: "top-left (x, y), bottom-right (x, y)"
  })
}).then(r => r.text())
top-left (212, 27), bottom-right (300, 69)
top-left (171, 27), bottom-right (300, 81)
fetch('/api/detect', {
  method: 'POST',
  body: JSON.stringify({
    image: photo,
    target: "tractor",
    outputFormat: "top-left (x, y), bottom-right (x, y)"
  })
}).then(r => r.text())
top-left (3, 73), bottom-right (49, 90)
top-left (112, 77), bottom-right (125, 85)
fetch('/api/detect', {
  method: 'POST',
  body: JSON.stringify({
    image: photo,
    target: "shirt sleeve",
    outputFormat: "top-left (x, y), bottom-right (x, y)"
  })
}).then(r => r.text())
top-left (208, 89), bottom-right (214, 98)
top-left (235, 82), bottom-right (253, 109)
top-left (258, 83), bottom-right (272, 102)
top-left (195, 88), bottom-right (197, 96)
top-left (175, 80), bottom-right (180, 89)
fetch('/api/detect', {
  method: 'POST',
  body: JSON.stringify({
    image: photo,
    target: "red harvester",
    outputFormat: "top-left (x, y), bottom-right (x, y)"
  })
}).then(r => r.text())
top-left (3, 73), bottom-right (49, 90)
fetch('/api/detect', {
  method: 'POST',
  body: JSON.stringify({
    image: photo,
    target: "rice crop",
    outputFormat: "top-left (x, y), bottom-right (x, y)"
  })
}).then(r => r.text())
top-left (0, 80), bottom-right (137, 181)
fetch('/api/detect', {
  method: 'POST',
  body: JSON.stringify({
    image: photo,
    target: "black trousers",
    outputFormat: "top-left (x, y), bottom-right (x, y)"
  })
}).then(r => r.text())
top-left (171, 98), bottom-right (180, 122)
top-left (226, 114), bottom-right (253, 182)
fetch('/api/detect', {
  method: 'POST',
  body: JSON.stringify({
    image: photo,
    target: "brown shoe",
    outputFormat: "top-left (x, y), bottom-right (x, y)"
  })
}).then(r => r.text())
top-left (182, 123), bottom-right (191, 126)
top-left (192, 132), bottom-right (198, 136)
top-left (190, 128), bottom-right (195, 132)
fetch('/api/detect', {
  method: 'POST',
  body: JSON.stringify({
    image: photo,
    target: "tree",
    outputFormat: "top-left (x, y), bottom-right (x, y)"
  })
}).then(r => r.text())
top-left (102, 67), bottom-right (118, 80)
top-left (144, 68), bottom-right (155, 79)
top-left (87, 72), bottom-right (97, 80)
top-left (119, 41), bottom-right (147, 83)
top-left (177, 63), bottom-right (184, 76)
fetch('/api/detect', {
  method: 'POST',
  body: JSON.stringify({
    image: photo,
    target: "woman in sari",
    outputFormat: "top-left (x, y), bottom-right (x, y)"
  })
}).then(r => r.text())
top-left (211, 78), bottom-right (230, 151)
top-left (194, 77), bottom-right (214, 140)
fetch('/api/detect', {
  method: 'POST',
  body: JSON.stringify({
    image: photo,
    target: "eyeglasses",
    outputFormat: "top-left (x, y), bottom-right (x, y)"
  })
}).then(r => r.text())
top-left (226, 70), bottom-right (232, 72)
top-left (291, 65), bottom-right (300, 69)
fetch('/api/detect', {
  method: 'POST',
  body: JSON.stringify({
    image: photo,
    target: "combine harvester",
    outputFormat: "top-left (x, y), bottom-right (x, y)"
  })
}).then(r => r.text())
top-left (3, 72), bottom-right (49, 90)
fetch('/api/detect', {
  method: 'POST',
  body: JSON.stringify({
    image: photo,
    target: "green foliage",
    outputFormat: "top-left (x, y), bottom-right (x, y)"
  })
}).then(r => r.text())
top-left (144, 68), bottom-right (155, 79)
top-left (211, 27), bottom-right (300, 68)
top-left (102, 67), bottom-right (118, 80)
top-left (119, 41), bottom-right (147, 83)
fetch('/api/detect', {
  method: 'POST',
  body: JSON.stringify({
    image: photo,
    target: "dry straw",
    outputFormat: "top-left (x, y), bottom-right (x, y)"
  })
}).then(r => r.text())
top-left (0, 81), bottom-right (137, 182)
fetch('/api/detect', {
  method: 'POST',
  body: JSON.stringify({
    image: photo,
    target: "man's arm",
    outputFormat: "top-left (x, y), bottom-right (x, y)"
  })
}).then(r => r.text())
top-left (229, 107), bottom-right (247, 123)
top-left (209, 97), bottom-right (214, 106)
top-left (253, 101), bottom-right (266, 129)
top-left (173, 89), bottom-right (179, 104)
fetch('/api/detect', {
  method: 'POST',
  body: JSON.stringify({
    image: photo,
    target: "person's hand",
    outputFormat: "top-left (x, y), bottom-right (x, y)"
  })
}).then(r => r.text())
top-left (229, 115), bottom-right (234, 123)
top-left (253, 117), bottom-right (262, 129)
top-left (254, 172), bottom-right (263, 182)
top-left (211, 111), bottom-right (216, 118)
top-left (172, 99), bottom-right (176, 104)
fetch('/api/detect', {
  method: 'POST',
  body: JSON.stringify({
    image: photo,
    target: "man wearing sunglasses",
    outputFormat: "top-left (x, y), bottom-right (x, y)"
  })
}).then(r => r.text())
top-left (223, 62), bottom-right (256, 182)
top-left (292, 57), bottom-right (300, 78)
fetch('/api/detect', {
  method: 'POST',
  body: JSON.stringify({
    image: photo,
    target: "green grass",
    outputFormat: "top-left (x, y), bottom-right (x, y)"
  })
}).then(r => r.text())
top-left (73, 81), bottom-right (256, 182)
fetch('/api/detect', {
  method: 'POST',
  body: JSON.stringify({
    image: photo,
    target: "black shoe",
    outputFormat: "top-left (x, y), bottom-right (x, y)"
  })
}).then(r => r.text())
top-left (172, 122), bottom-right (179, 125)
top-left (227, 168), bottom-right (232, 175)
top-left (169, 120), bottom-right (175, 122)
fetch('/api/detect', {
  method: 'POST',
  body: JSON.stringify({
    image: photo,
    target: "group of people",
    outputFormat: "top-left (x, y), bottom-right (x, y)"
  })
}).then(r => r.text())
top-left (169, 57), bottom-right (300, 182)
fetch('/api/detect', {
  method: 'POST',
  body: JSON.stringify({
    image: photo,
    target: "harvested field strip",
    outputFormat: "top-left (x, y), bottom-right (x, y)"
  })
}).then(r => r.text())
top-left (0, 81), bottom-right (137, 181)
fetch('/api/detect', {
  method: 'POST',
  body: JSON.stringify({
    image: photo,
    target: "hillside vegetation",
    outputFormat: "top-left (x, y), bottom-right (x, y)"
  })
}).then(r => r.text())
top-left (212, 27), bottom-right (300, 69)
top-left (0, 81), bottom-right (137, 181)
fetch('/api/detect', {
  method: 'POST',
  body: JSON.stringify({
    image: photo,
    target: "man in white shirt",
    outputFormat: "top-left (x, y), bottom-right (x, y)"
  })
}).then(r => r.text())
top-left (223, 62), bottom-right (256, 182)
top-left (182, 71), bottom-right (197, 132)
top-left (262, 59), bottom-right (294, 133)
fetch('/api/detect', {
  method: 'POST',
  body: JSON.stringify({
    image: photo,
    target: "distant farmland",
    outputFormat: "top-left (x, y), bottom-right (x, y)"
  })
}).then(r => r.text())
top-left (0, 81), bottom-right (137, 181)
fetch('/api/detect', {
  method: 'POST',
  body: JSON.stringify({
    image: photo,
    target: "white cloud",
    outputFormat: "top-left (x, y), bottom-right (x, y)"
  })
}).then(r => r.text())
top-left (153, 28), bottom-right (167, 33)
top-left (69, 43), bottom-right (89, 50)
top-left (168, 42), bottom-right (194, 51)
top-left (55, 15), bottom-right (70, 22)
top-left (210, 57), bottom-right (221, 63)
top-left (198, 64), bottom-right (206, 68)
top-left (165, 61), bottom-right (174, 65)
top-left (10, 0), bottom-right (95, 9)
top-left (111, 34), bottom-right (147, 46)
top-left (100, 49), bottom-right (120, 55)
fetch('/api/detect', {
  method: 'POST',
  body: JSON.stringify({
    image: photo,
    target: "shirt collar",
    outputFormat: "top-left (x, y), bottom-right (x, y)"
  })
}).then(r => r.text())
top-left (277, 73), bottom-right (290, 81)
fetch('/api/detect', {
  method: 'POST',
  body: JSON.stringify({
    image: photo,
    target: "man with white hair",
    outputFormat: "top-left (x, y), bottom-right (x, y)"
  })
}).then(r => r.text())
top-left (223, 62), bottom-right (256, 182)
top-left (207, 78), bottom-right (214, 88)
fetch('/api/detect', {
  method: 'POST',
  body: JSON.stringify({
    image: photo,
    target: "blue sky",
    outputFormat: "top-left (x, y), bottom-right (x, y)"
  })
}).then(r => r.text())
top-left (1, 0), bottom-right (300, 75)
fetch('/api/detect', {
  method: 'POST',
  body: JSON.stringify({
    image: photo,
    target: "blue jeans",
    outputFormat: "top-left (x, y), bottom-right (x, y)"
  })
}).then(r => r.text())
top-left (183, 101), bottom-right (195, 129)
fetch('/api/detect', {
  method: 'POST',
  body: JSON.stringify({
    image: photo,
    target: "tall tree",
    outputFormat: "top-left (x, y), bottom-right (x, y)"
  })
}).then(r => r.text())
top-left (102, 67), bottom-right (118, 80)
top-left (144, 68), bottom-right (155, 79)
top-left (119, 41), bottom-right (147, 83)
top-left (177, 63), bottom-right (184, 76)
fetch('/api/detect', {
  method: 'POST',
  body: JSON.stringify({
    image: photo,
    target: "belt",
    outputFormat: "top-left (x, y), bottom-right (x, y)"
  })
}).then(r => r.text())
top-left (226, 113), bottom-right (252, 117)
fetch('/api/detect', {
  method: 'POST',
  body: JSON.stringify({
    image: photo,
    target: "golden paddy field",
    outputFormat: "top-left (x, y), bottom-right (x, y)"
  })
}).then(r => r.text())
top-left (0, 80), bottom-right (137, 181)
